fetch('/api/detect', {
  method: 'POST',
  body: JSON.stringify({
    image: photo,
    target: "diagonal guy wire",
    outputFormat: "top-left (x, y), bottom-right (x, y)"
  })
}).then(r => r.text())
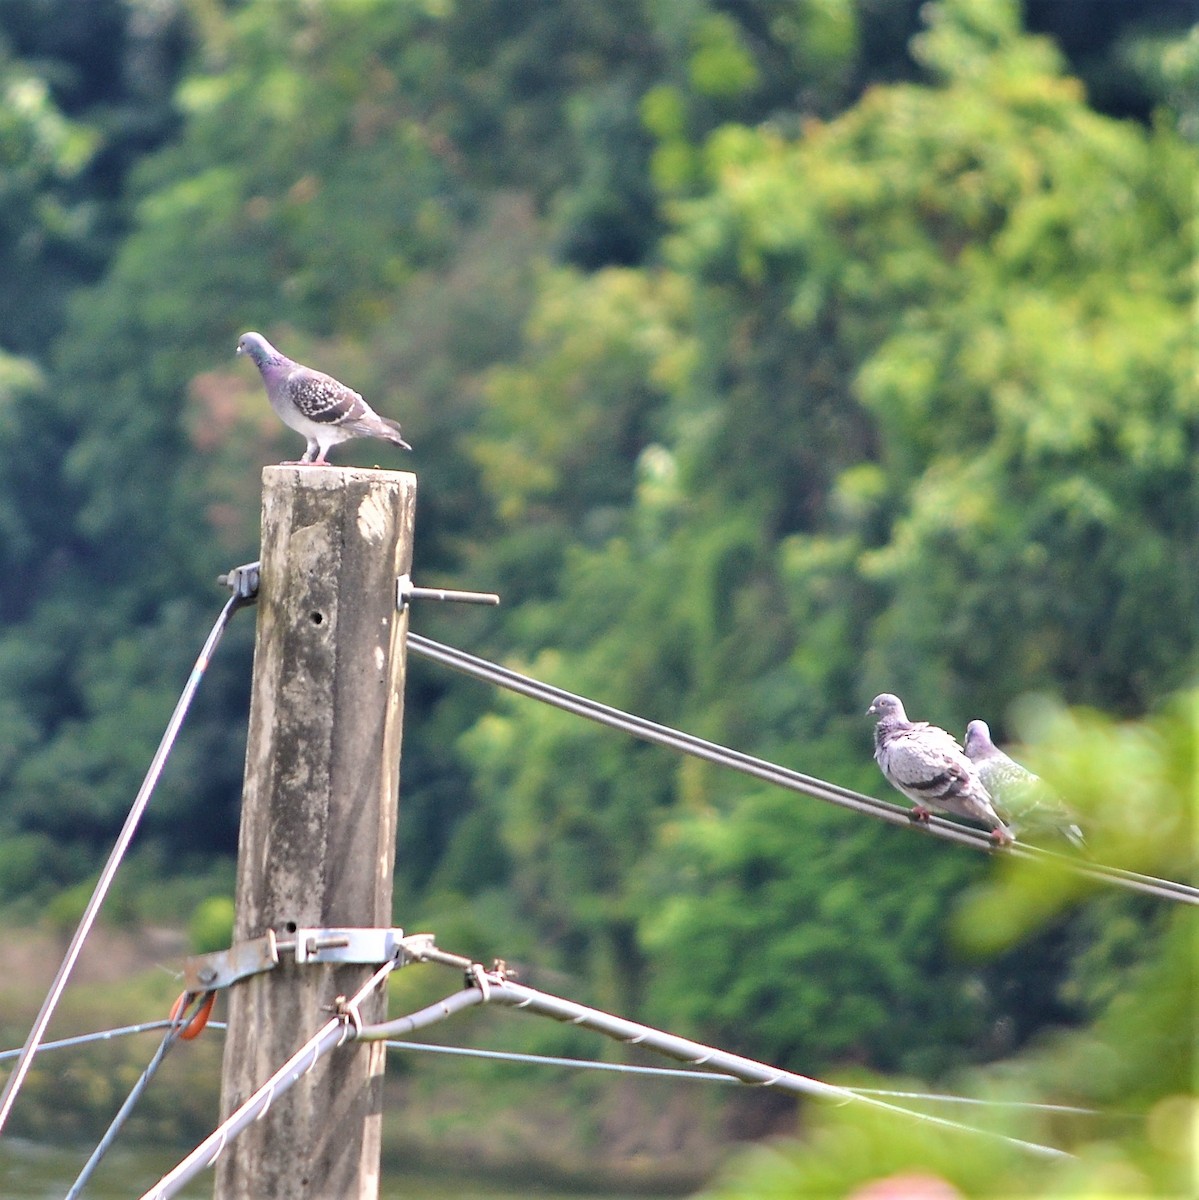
top-left (407, 633), bottom-right (1199, 906)
top-left (138, 959), bottom-right (405, 1200)
top-left (0, 593), bottom-right (247, 1138)
top-left (64, 995), bottom-right (211, 1199)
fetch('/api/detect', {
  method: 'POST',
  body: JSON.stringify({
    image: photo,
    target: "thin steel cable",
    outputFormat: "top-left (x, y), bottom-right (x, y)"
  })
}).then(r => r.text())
top-left (408, 633), bottom-right (1199, 906)
top-left (139, 959), bottom-right (406, 1200)
top-left (381, 1039), bottom-right (1101, 1114)
top-left (0, 593), bottom-right (247, 1138)
top-left (65, 995), bottom-right (213, 1199)
top-left (358, 976), bottom-right (1069, 1160)
top-left (0, 1021), bottom-right (230, 1063)
top-left (483, 977), bottom-right (1070, 1160)
top-left (0, 1021), bottom-right (174, 1061)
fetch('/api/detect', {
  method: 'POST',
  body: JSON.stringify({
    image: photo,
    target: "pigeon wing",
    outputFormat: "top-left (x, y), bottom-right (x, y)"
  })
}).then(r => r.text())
top-left (285, 367), bottom-right (368, 426)
top-left (881, 724), bottom-right (972, 794)
top-left (976, 753), bottom-right (1039, 804)
top-left (978, 756), bottom-right (1083, 845)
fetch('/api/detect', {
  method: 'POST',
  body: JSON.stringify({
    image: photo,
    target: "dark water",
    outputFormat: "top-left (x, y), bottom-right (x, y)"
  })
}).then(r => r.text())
top-left (0, 1140), bottom-right (651, 1199)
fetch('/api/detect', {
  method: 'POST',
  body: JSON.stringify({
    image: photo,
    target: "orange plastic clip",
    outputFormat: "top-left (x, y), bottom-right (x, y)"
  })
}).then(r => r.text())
top-left (169, 990), bottom-right (216, 1040)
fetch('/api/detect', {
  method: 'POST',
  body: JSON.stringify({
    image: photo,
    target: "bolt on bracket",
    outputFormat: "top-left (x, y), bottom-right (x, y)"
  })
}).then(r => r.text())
top-left (218, 560), bottom-right (261, 603)
top-left (183, 926), bottom-right (421, 993)
top-left (397, 573), bottom-right (500, 611)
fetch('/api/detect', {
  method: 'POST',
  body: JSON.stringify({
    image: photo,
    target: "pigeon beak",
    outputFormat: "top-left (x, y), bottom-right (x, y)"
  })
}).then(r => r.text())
top-left (866, 703), bottom-right (878, 716)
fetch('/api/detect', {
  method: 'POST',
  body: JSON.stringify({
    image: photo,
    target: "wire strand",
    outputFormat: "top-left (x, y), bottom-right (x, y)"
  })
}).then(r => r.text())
top-left (381, 1039), bottom-right (1101, 1115)
top-left (139, 959), bottom-right (402, 1200)
top-left (65, 995), bottom-right (212, 1199)
top-left (407, 633), bottom-right (1198, 906)
top-left (0, 594), bottom-right (246, 1139)
top-left (356, 975), bottom-right (1070, 1161)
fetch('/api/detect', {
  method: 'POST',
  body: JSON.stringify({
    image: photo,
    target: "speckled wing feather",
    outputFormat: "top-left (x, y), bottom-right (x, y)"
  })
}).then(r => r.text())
top-left (284, 366), bottom-right (369, 426)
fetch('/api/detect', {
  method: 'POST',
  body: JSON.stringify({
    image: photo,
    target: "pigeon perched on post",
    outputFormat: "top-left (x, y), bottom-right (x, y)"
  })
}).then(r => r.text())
top-left (236, 331), bottom-right (412, 465)
top-left (963, 719), bottom-right (1084, 848)
top-left (867, 693), bottom-right (1013, 843)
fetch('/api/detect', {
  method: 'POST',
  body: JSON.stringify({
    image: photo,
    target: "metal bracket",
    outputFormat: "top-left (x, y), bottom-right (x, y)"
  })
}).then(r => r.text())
top-left (183, 926), bottom-right (415, 993)
top-left (397, 574), bottom-right (500, 611)
top-left (218, 560), bottom-right (261, 603)
top-left (218, 563), bottom-right (498, 612)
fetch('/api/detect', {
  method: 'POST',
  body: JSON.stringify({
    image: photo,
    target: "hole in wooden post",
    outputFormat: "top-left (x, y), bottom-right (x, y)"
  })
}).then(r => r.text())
top-left (284, 920), bottom-right (298, 933)
top-left (310, 611), bottom-right (324, 625)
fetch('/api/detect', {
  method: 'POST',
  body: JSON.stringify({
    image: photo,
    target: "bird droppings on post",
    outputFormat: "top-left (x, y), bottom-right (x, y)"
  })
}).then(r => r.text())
top-left (357, 490), bottom-right (392, 543)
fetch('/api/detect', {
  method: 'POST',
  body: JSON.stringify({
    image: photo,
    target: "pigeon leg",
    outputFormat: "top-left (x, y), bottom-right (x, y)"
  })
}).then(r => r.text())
top-left (908, 806), bottom-right (932, 824)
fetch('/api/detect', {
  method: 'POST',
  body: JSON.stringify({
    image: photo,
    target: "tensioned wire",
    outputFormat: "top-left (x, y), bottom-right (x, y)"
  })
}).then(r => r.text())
top-left (407, 633), bottom-right (1199, 906)
top-left (0, 592), bottom-right (248, 1138)
top-left (0, 1021), bottom-right (1102, 1117)
top-left (140, 966), bottom-right (1073, 1199)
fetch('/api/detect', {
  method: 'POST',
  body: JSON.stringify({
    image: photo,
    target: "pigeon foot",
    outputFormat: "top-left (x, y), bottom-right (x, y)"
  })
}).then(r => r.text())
top-left (908, 806), bottom-right (932, 824)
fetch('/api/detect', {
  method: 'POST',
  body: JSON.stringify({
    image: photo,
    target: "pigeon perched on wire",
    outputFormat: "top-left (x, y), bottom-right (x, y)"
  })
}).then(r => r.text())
top-left (867, 693), bottom-right (1013, 843)
top-left (963, 719), bottom-right (1084, 848)
top-left (236, 331), bottom-right (412, 465)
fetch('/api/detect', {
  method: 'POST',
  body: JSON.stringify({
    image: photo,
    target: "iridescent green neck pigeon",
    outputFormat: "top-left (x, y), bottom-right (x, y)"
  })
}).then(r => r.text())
top-left (237, 331), bottom-right (412, 465)
top-left (963, 719), bottom-right (1084, 848)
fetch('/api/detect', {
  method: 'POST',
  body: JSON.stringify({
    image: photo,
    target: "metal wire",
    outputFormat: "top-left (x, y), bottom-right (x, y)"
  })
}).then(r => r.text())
top-left (0, 593), bottom-right (247, 1138)
top-left (138, 959), bottom-right (403, 1200)
top-left (0, 1021), bottom-right (173, 1062)
top-left (381, 1039), bottom-right (1101, 1115)
top-left (65, 995), bottom-right (214, 1199)
top-left (356, 975), bottom-right (1070, 1161)
top-left (407, 633), bottom-right (1199, 906)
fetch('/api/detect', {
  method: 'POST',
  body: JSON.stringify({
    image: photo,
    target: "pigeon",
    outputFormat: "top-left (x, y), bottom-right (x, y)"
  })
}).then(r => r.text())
top-left (963, 719), bottom-right (1084, 848)
top-left (236, 331), bottom-right (412, 465)
top-left (867, 693), bottom-right (1013, 843)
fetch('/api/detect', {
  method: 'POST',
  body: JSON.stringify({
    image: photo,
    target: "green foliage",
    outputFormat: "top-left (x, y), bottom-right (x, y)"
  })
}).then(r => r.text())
top-left (0, 52), bottom-right (98, 351)
top-left (456, 0), bottom-right (1197, 1087)
top-left (189, 894), bottom-right (234, 954)
top-left (640, 794), bottom-right (990, 1074)
top-left (0, 0), bottom-right (1195, 1172)
top-left (700, 691), bottom-right (1197, 1198)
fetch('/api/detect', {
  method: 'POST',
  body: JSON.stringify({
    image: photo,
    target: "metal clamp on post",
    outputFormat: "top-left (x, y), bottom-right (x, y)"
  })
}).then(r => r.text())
top-left (183, 926), bottom-right (410, 993)
top-left (397, 573), bottom-right (500, 612)
top-left (218, 560), bottom-right (262, 604)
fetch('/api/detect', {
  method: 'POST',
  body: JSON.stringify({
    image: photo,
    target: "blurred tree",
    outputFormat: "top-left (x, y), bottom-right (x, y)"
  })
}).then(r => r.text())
top-left (462, 0), bottom-right (1196, 1064)
top-left (0, 46), bottom-right (99, 352)
top-left (0, 0), bottom-right (189, 352)
top-left (698, 690), bottom-right (1196, 1198)
top-left (0, 0), bottom-right (1192, 1144)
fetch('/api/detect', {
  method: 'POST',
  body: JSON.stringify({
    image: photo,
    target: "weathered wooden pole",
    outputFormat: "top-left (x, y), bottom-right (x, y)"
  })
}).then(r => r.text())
top-left (215, 465), bottom-right (415, 1200)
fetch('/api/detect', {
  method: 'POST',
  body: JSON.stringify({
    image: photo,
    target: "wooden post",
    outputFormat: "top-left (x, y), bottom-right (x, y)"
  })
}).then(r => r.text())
top-left (215, 466), bottom-right (415, 1200)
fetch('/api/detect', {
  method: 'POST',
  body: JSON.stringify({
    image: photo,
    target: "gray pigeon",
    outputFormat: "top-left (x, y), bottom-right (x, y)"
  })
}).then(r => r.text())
top-left (963, 719), bottom-right (1084, 848)
top-left (867, 693), bottom-right (1013, 843)
top-left (237, 331), bottom-right (412, 465)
